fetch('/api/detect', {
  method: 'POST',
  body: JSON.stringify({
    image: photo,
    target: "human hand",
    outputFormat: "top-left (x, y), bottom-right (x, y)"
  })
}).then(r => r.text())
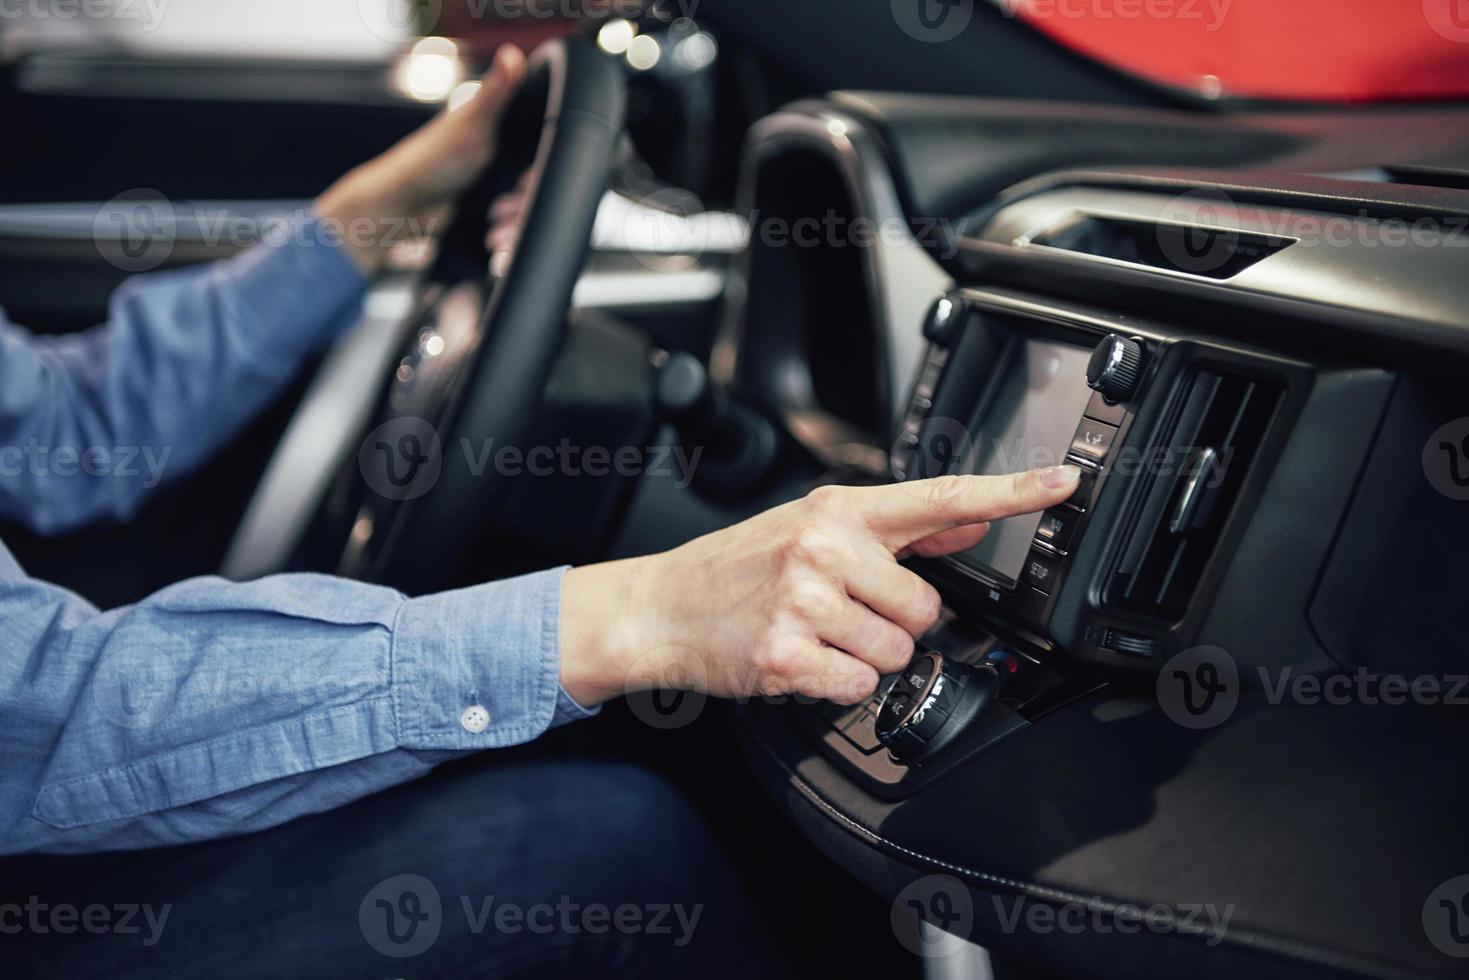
top-left (314, 44), bottom-right (527, 274)
top-left (558, 466), bottom-right (1081, 708)
top-left (486, 172), bottom-right (532, 277)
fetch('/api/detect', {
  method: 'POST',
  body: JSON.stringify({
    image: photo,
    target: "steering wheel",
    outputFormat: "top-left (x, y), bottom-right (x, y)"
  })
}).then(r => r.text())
top-left (332, 35), bottom-right (625, 591)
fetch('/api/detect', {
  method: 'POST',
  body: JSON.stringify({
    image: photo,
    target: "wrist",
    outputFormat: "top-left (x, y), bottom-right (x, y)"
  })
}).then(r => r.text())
top-left (559, 555), bottom-right (664, 707)
top-left (313, 173), bottom-right (401, 276)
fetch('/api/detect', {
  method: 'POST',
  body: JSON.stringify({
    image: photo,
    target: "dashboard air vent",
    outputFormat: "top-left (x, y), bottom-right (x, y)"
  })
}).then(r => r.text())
top-left (1030, 215), bottom-right (1292, 280)
top-left (1382, 165), bottom-right (1469, 192)
top-left (1104, 368), bottom-right (1281, 619)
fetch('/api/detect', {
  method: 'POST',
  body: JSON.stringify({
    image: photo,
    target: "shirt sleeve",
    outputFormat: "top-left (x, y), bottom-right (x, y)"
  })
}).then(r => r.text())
top-left (0, 550), bottom-right (599, 856)
top-left (0, 214), bottom-right (368, 535)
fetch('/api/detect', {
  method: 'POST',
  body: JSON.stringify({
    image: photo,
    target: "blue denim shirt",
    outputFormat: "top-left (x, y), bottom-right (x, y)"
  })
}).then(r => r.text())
top-left (0, 217), bottom-right (595, 854)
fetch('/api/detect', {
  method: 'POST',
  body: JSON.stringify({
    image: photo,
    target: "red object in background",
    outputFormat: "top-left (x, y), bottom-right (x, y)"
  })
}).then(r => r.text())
top-left (1009, 0), bottom-right (1469, 102)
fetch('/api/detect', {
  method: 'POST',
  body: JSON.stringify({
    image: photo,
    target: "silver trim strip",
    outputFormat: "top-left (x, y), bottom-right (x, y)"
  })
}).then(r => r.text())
top-left (975, 186), bottom-right (1469, 334)
top-left (572, 266), bottom-right (725, 310)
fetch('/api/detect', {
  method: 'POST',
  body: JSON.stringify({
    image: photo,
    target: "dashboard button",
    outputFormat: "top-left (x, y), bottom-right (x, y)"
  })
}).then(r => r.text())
top-left (1014, 586), bottom-right (1051, 621)
top-left (1070, 417), bottom-right (1118, 463)
top-left (1064, 464), bottom-right (1097, 511)
top-left (841, 708), bottom-right (884, 753)
top-left (1035, 507), bottom-right (1080, 553)
top-left (1020, 549), bottom-right (1062, 594)
top-left (1084, 389), bottom-right (1128, 426)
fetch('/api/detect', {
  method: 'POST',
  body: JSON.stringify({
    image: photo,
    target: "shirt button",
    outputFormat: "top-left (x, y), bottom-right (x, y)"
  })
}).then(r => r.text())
top-left (460, 705), bottom-right (490, 734)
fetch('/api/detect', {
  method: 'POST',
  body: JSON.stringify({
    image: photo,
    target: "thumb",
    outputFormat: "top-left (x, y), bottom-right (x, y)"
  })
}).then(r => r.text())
top-left (463, 44), bottom-right (526, 127)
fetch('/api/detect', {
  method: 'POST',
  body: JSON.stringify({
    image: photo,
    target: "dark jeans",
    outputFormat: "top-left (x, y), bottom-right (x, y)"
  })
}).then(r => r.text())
top-left (1, 758), bottom-right (787, 978)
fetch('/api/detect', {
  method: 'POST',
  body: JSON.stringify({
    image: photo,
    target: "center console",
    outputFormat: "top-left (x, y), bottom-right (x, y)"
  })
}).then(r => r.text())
top-left (893, 295), bottom-right (1145, 640)
top-left (801, 286), bottom-right (1320, 794)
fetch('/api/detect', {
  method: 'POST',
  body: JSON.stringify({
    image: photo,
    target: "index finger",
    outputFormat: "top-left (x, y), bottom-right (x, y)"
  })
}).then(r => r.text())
top-left (852, 466), bottom-right (1081, 552)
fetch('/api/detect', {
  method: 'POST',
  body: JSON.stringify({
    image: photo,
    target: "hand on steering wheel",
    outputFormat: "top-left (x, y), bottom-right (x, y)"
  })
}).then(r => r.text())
top-left (315, 45), bottom-right (528, 275)
top-left (314, 36), bottom-right (626, 591)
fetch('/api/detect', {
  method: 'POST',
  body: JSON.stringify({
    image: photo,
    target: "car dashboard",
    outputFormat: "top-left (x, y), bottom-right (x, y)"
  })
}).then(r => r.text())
top-left (718, 94), bottom-right (1469, 980)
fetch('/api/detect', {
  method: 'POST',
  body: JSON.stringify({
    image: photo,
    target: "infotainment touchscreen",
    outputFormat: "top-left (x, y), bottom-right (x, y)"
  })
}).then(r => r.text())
top-left (954, 338), bottom-right (1094, 584)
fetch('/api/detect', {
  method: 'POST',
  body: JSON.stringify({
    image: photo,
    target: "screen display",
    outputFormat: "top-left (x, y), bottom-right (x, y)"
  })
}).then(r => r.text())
top-left (954, 338), bottom-right (1094, 583)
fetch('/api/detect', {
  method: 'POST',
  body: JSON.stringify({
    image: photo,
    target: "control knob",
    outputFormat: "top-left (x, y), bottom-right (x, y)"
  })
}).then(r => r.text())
top-left (874, 651), bottom-right (1017, 764)
top-left (654, 353), bottom-right (777, 493)
top-left (1086, 334), bottom-right (1145, 403)
top-left (923, 293), bottom-right (966, 347)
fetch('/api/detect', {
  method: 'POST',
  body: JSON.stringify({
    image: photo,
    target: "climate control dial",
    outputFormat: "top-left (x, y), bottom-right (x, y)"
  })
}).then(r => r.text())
top-left (875, 651), bottom-right (1016, 764)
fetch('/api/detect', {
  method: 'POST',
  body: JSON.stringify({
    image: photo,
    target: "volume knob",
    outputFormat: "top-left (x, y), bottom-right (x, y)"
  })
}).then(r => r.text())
top-left (1087, 334), bottom-right (1144, 404)
top-left (922, 293), bottom-right (966, 347)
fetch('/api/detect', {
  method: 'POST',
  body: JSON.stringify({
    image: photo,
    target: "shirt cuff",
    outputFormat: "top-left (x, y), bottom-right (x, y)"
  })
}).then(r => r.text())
top-left (553, 685), bottom-right (602, 726)
top-left (390, 566), bottom-right (598, 751)
top-left (216, 211), bottom-right (369, 372)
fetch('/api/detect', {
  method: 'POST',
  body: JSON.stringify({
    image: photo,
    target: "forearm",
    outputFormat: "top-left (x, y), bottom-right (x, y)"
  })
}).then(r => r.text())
top-left (0, 218), bottom-right (367, 534)
top-left (1, 557), bottom-right (592, 855)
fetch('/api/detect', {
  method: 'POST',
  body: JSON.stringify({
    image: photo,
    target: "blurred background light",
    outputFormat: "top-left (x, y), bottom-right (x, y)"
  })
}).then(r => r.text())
top-left (393, 36), bottom-right (462, 102)
top-left (671, 31), bottom-right (716, 72)
top-left (597, 18), bottom-right (637, 56)
top-left (625, 34), bottom-right (661, 72)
